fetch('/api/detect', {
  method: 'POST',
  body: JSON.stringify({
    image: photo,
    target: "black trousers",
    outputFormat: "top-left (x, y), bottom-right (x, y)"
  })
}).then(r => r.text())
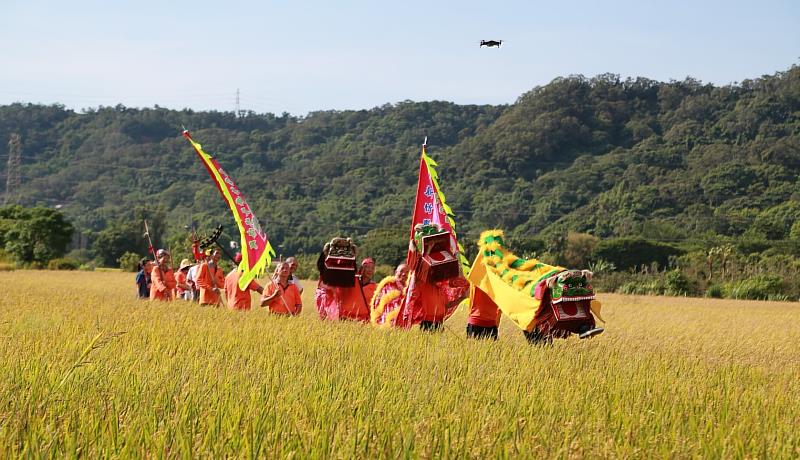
top-left (419, 320), bottom-right (443, 332)
top-left (466, 324), bottom-right (498, 340)
top-left (523, 329), bottom-right (553, 345)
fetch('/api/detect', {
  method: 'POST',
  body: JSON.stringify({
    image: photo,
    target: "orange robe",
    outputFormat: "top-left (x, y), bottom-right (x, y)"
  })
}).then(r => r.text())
top-left (261, 281), bottom-right (302, 315)
top-left (361, 281), bottom-right (377, 306)
top-left (468, 286), bottom-right (501, 327)
top-left (225, 269), bottom-right (262, 311)
top-left (175, 270), bottom-right (189, 298)
top-left (196, 262), bottom-right (225, 305)
top-left (150, 266), bottom-right (176, 301)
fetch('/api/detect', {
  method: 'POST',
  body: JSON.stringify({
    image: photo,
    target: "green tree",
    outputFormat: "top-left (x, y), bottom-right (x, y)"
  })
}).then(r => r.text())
top-left (700, 163), bottom-right (758, 206)
top-left (360, 227), bottom-right (408, 267)
top-left (2, 64), bottom-right (800, 261)
top-left (93, 222), bottom-right (149, 267)
top-left (506, 235), bottom-right (546, 259)
top-left (92, 208), bottom-right (167, 267)
top-left (592, 237), bottom-right (684, 271)
top-left (562, 232), bottom-right (599, 267)
top-left (118, 251), bottom-right (141, 272)
top-left (0, 205), bottom-right (74, 265)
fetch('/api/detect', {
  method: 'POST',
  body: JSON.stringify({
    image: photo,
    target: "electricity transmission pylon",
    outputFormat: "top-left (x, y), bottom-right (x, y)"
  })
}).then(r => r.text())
top-left (4, 133), bottom-right (21, 205)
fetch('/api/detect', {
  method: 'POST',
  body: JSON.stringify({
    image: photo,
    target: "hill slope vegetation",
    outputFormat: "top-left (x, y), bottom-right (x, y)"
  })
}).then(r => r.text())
top-left (1, 65), bottom-right (799, 294)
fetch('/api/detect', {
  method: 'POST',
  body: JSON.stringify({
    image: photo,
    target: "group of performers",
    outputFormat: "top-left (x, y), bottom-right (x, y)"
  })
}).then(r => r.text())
top-left (135, 248), bottom-right (303, 315)
top-left (313, 227), bottom-right (604, 342)
top-left (163, 131), bottom-right (605, 342)
top-left (136, 225), bottom-right (604, 343)
top-left (313, 233), bottom-right (468, 330)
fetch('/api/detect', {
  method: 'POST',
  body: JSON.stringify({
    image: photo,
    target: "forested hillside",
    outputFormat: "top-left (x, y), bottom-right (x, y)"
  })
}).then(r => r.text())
top-left (1, 65), bottom-right (799, 298)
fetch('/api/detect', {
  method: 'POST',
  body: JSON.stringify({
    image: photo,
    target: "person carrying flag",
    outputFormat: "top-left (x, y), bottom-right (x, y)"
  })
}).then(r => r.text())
top-left (392, 140), bottom-right (470, 331)
top-left (260, 262), bottom-right (303, 315)
top-left (183, 130), bottom-right (277, 305)
top-left (402, 228), bottom-right (469, 331)
top-left (225, 252), bottom-right (264, 310)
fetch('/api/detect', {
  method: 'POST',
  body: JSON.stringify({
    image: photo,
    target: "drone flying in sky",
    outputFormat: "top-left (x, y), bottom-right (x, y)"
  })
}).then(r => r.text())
top-left (479, 40), bottom-right (502, 48)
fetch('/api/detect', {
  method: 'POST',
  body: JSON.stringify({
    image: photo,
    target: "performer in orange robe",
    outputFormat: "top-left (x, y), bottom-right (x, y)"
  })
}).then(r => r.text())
top-left (357, 258), bottom-right (377, 304)
top-left (174, 259), bottom-right (194, 300)
top-left (261, 262), bottom-right (303, 315)
top-left (150, 249), bottom-right (177, 301)
top-left (196, 249), bottom-right (225, 306)
top-left (225, 268), bottom-right (263, 311)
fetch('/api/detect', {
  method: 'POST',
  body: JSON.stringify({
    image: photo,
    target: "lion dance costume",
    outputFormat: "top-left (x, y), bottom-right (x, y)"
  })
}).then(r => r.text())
top-left (468, 230), bottom-right (604, 342)
top-left (315, 237), bottom-right (371, 322)
top-left (371, 224), bottom-right (469, 330)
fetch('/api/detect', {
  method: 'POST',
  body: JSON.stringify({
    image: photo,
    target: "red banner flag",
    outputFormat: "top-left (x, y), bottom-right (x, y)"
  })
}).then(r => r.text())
top-left (183, 130), bottom-right (275, 289)
top-left (407, 142), bottom-right (469, 274)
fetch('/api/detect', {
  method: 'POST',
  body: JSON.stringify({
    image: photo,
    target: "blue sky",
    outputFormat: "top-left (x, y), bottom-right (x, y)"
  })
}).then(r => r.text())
top-left (1, 0), bottom-right (798, 115)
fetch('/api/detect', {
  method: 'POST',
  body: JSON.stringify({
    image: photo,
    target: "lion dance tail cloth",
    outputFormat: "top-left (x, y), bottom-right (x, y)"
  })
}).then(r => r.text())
top-left (468, 230), bottom-right (603, 336)
top-left (369, 275), bottom-right (406, 328)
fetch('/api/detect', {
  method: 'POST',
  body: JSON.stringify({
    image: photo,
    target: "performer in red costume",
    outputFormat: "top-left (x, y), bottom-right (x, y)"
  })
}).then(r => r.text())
top-left (465, 285), bottom-right (501, 340)
top-left (369, 138), bottom-right (469, 331)
top-left (370, 264), bottom-right (409, 327)
top-left (399, 225), bottom-right (469, 331)
top-left (315, 237), bottom-right (371, 322)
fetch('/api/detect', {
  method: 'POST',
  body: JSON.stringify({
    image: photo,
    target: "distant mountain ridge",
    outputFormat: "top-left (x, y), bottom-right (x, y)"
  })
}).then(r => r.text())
top-left (1, 65), bottom-right (798, 259)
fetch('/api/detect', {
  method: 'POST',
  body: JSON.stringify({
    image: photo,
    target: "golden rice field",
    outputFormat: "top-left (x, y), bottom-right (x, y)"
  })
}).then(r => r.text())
top-left (1, 270), bottom-right (799, 458)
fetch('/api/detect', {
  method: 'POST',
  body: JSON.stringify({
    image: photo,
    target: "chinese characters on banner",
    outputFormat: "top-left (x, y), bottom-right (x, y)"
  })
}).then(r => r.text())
top-left (183, 130), bottom-right (275, 289)
top-left (409, 149), bottom-right (457, 253)
top-left (216, 166), bottom-right (265, 251)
